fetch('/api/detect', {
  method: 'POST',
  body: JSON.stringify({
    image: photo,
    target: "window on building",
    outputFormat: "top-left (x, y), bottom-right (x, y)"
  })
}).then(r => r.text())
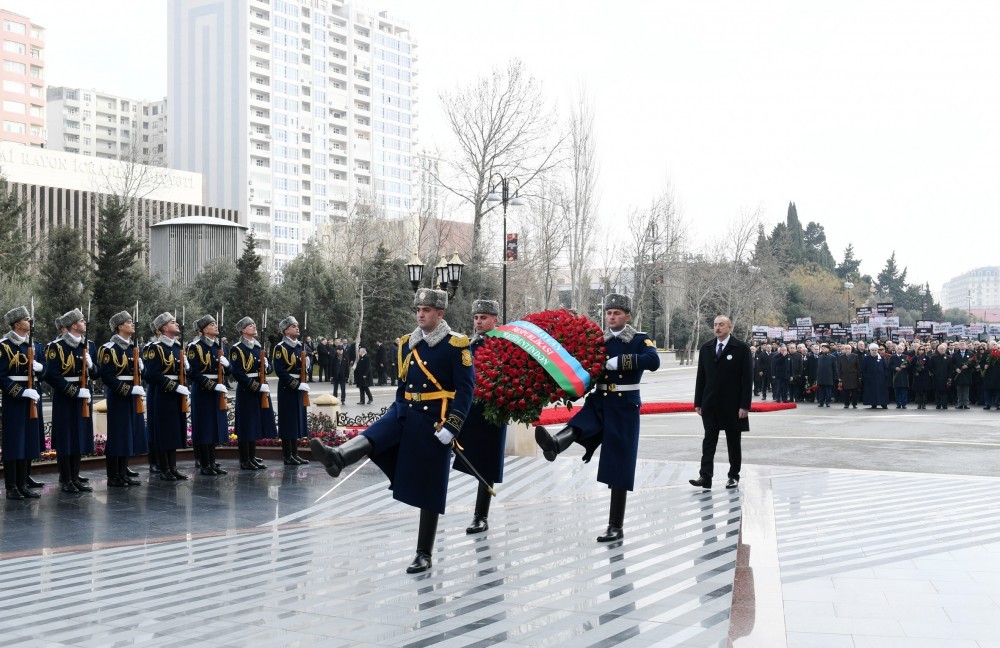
top-left (1, 100), bottom-right (24, 114)
top-left (2, 39), bottom-right (25, 54)
top-left (3, 120), bottom-right (25, 134)
top-left (3, 20), bottom-right (26, 34)
top-left (2, 60), bottom-right (25, 74)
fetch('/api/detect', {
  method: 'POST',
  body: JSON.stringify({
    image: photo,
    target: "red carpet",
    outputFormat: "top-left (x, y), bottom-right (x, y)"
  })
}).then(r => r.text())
top-left (533, 400), bottom-right (796, 426)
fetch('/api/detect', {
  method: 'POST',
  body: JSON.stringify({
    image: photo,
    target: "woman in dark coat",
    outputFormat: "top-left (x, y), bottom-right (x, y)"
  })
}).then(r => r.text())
top-left (910, 345), bottom-right (933, 409)
top-left (837, 344), bottom-right (862, 409)
top-left (928, 342), bottom-right (952, 409)
top-left (354, 347), bottom-right (373, 405)
top-left (860, 343), bottom-right (890, 408)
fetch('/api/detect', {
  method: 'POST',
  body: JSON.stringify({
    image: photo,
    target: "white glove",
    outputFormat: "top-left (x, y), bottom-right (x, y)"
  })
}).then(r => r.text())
top-left (259, 382), bottom-right (270, 393)
top-left (605, 356), bottom-right (619, 370)
top-left (77, 388), bottom-right (91, 399)
top-left (219, 356), bottom-right (230, 368)
top-left (298, 383), bottom-right (311, 392)
top-left (184, 358), bottom-right (191, 372)
top-left (434, 428), bottom-right (454, 445)
top-left (32, 361), bottom-right (44, 373)
top-left (131, 385), bottom-right (146, 397)
top-left (213, 383), bottom-right (228, 393)
top-left (138, 359), bottom-right (145, 372)
top-left (21, 388), bottom-right (39, 401)
top-left (86, 355), bottom-right (94, 371)
top-left (262, 357), bottom-right (270, 372)
top-left (175, 385), bottom-right (190, 396)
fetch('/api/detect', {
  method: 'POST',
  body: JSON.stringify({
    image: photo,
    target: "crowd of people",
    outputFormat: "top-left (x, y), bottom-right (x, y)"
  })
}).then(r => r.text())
top-left (751, 338), bottom-right (1000, 410)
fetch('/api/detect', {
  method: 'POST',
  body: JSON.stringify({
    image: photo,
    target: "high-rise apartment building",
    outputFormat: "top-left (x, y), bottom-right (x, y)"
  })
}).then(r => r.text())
top-left (45, 87), bottom-right (168, 164)
top-left (941, 267), bottom-right (1000, 311)
top-left (0, 9), bottom-right (45, 147)
top-left (168, 0), bottom-right (418, 272)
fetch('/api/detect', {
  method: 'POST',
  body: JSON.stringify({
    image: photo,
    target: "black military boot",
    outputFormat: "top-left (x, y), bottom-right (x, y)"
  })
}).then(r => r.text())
top-left (310, 435), bottom-right (372, 478)
top-left (57, 456), bottom-right (78, 492)
top-left (25, 461), bottom-right (44, 488)
top-left (159, 450), bottom-right (178, 481)
top-left (5, 461), bottom-right (24, 500)
top-left (120, 457), bottom-right (141, 485)
top-left (16, 460), bottom-right (40, 498)
top-left (250, 442), bottom-right (266, 469)
top-left (406, 509), bottom-right (439, 574)
top-left (148, 443), bottom-right (160, 473)
top-left (466, 482), bottom-right (493, 534)
top-left (239, 441), bottom-right (256, 470)
top-left (292, 441), bottom-right (309, 465)
top-left (166, 450), bottom-right (188, 480)
top-left (198, 445), bottom-right (216, 476)
top-left (106, 456), bottom-right (128, 487)
top-left (209, 446), bottom-right (227, 474)
top-left (281, 439), bottom-right (298, 466)
top-left (71, 456), bottom-right (93, 492)
top-left (534, 425), bottom-right (579, 462)
top-left (597, 488), bottom-right (627, 542)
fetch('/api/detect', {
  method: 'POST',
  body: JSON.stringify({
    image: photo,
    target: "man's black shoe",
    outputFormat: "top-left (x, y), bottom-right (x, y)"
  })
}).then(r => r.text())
top-left (169, 469), bottom-right (189, 481)
top-left (406, 551), bottom-right (432, 574)
top-left (124, 467), bottom-right (140, 477)
top-left (107, 477), bottom-right (129, 488)
top-left (6, 487), bottom-right (24, 500)
top-left (159, 471), bottom-right (178, 481)
top-left (25, 476), bottom-right (45, 488)
top-left (240, 461), bottom-right (258, 471)
top-left (76, 476), bottom-right (90, 483)
top-left (881, 405), bottom-right (888, 409)
top-left (689, 478), bottom-right (711, 489)
top-left (726, 478), bottom-right (739, 489)
top-left (17, 485), bottom-right (40, 498)
top-left (72, 480), bottom-right (93, 492)
top-left (466, 515), bottom-right (488, 534)
top-left (597, 526), bottom-right (623, 542)
top-left (212, 465), bottom-right (228, 475)
top-left (60, 481), bottom-right (79, 493)
top-left (200, 467), bottom-right (218, 476)
top-left (283, 458), bottom-right (299, 466)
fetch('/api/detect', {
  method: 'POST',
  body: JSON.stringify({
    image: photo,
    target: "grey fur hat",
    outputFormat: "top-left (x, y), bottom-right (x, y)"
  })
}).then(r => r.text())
top-left (57, 309), bottom-right (85, 330)
top-left (277, 315), bottom-right (298, 332)
top-left (471, 299), bottom-right (499, 317)
top-left (235, 316), bottom-right (255, 332)
top-left (4, 306), bottom-right (29, 326)
top-left (604, 293), bottom-right (631, 313)
top-left (414, 288), bottom-right (448, 310)
top-left (193, 314), bottom-right (216, 332)
top-left (108, 310), bottom-right (132, 332)
top-left (152, 312), bottom-right (175, 333)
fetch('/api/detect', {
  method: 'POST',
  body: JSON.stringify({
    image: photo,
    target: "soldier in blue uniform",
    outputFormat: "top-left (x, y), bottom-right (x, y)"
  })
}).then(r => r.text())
top-left (229, 317), bottom-right (277, 470)
top-left (44, 309), bottom-right (98, 493)
top-left (312, 288), bottom-right (475, 573)
top-left (0, 306), bottom-right (46, 499)
top-left (144, 312), bottom-right (190, 481)
top-left (535, 293), bottom-right (660, 542)
top-left (186, 315), bottom-right (231, 476)
top-left (455, 299), bottom-right (507, 534)
top-left (273, 316), bottom-right (311, 465)
top-left (97, 311), bottom-right (147, 487)
top-left (140, 325), bottom-right (161, 474)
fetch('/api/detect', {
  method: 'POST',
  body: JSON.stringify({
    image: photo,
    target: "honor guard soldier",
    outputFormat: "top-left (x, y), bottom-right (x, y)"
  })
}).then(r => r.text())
top-left (229, 317), bottom-right (277, 470)
top-left (0, 306), bottom-right (46, 499)
top-left (98, 311), bottom-right (147, 487)
top-left (535, 293), bottom-right (660, 542)
top-left (44, 309), bottom-right (98, 493)
top-left (186, 315), bottom-right (231, 476)
top-left (144, 312), bottom-right (190, 481)
top-left (455, 299), bottom-right (507, 534)
top-left (312, 288), bottom-right (475, 573)
top-left (273, 315), bottom-right (311, 465)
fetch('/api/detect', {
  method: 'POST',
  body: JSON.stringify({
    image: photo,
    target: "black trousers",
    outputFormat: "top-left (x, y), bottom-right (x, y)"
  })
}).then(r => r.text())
top-left (698, 410), bottom-right (742, 482)
top-left (357, 381), bottom-right (372, 403)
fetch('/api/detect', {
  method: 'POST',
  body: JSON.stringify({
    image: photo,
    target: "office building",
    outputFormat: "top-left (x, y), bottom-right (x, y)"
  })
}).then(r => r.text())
top-left (941, 266), bottom-right (1000, 311)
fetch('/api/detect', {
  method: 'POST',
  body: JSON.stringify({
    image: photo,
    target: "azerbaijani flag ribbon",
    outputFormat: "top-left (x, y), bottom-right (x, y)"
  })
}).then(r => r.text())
top-left (486, 320), bottom-right (592, 398)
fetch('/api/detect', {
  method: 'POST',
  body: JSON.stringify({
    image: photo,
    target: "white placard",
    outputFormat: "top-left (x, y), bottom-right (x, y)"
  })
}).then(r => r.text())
top-left (949, 325), bottom-right (966, 336)
top-left (795, 317), bottom-right (813, 328)
top-left (768, 327), bottom-right (784, 339)
top-left (870, 316), bottom-right (886, 327)
top-left (883, 316), bottom-right (900, 327)
top-left (783, 330), bottom-right (797, 341)
top-left (968, 323), bottom-right (985, 334)
top-left (932, 323), bottom-right (950, 334)
top-left (851, 323), bottom-right (871, 335)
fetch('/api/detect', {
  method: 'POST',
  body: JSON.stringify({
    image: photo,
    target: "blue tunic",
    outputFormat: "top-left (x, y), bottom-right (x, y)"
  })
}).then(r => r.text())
top-left (186, 337), bottom-right (230, 445)
top-left (570, 327), bottom-right (660, 491)
top-left (44, 336), bottom-right (96, 455)
top-left (452, 336), bottom-right (507, 484)
top-left (143, 338), bottom-right (188, 450)
top-left (229, 339), bottom-right (277, 442)
top-left (364, 327), bottom-right (475, 514)
top-left (0, 335), bottom-right (46, 460)
top-left (97, 339), bottom-right (148, 457)
top-left (272, 339), bottom-right (308, 440)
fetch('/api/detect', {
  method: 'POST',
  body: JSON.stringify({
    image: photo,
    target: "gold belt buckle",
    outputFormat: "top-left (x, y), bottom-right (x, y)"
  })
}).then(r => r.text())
top-left (608, 383), bottom-right (617, 392)
top-left (410, 392), bottom-right (421, 402)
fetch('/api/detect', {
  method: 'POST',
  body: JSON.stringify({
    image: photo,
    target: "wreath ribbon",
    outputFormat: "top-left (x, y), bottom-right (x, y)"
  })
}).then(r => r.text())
top-left (486, 321), bottom-right (591, 398)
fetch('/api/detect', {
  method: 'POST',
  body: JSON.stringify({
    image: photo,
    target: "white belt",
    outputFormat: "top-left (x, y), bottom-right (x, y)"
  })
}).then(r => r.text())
top-left (246, 372), bottom-right (259, 378)
top-left (164, 374), bottom-right (179, 380)
top-left (118, 376), bottom-right (136, 382)
top-left (64, 377), bottom-right (80, 383)
top-left (202, 374), bottom-right (222, 379)
top-left (597, 383), bottom-right (640, 392)
top-left (9, 376), bottom-right (28, 382)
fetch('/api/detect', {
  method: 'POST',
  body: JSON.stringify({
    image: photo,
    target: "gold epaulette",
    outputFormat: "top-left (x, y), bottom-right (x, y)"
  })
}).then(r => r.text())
top-left (448, 334), bottom-right (469, 349)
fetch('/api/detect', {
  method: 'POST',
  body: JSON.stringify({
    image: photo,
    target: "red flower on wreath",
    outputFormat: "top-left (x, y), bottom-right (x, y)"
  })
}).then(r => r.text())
top-left (474, 309), bottom-right (606, 426)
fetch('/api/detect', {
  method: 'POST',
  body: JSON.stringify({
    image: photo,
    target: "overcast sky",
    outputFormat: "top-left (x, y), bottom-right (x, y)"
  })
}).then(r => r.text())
top-left (10, 0), bottom-right (1000, 293)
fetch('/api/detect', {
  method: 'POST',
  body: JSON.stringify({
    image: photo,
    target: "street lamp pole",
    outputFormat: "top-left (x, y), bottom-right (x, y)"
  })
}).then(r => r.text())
top-left (485, 174), bottom-right (524, 323)
top-left (844, 281), bottom-right (854, 333)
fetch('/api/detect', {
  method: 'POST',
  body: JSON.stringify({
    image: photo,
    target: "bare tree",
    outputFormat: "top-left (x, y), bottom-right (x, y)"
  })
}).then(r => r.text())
top-left (564, 87), bottom-right (599, 314)
top-left (436, 59), bottom-right (564, 257)
top-left (520, 179), bottom-right (566, 310)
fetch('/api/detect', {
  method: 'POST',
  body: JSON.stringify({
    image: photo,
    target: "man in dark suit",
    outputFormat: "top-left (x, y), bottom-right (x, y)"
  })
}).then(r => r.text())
top-left (691, 315), bottom-right (752, 490)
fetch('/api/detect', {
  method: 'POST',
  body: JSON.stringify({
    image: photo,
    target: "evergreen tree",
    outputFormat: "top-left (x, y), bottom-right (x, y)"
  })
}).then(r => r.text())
top-left (278, 240), bottom-right (353, 338)
top-left (91, 196), bottom-right (145, 344)
top-left (358, 244), bottom-right (413, 345)
top-left (836, 244), bottom-right (862, 279)
top-left (785, 202), bottom-right (806, 263)
top-left (0, 174), bottom-right (32, 277)
top-left (35, 227), bottom-right (92, 339)
top-left (190, 263), bottom-right (239, 338)
top-left (803, 222), bottom-right (836, 270)
top-left (875, 251), bottom-right (908, 300)
top-left (234, 230), bottom-right (270, 326)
